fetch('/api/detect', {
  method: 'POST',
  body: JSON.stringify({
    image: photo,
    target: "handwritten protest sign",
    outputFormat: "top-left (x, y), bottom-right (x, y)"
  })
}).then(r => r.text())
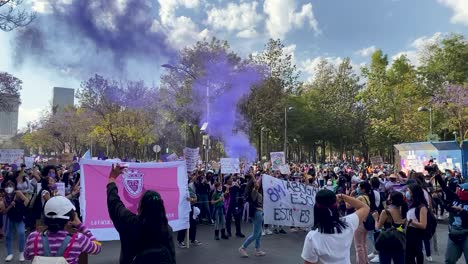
top-left (0, 149), bottom-right (24, 164)
top-left (262, 174), bottom-right (316, 227)
top-left (220, 158), bottom-right (240, 174)
top-left (270, 152), bottom-right (285, 170)
top-left (184, 148), bottom-right (199, 172)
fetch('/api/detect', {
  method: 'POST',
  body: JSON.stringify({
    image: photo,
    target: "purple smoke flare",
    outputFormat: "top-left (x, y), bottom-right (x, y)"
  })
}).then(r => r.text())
top-left (192, 53), bottom-right (263, 161)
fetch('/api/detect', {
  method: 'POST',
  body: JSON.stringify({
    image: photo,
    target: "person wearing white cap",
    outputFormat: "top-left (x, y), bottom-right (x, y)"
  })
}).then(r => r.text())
top-left (23, 196), bottom-right (102, 264)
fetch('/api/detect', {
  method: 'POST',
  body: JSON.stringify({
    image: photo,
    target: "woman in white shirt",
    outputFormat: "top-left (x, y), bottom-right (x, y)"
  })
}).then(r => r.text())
top-left (301, 190), bottom-right (370, 264)
top-left (405, 184), bottom-right (428, 264)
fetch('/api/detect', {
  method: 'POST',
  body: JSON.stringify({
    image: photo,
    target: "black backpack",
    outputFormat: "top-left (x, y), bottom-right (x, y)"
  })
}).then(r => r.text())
top-left (132, 246), bottom-right (175, 264)
top-left (416, 205), bottom-right (437, 240)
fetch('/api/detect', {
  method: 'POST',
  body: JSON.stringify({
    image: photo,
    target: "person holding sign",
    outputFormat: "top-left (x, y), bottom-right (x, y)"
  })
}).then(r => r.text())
top-left (301, 190), bottom-right (370, 264)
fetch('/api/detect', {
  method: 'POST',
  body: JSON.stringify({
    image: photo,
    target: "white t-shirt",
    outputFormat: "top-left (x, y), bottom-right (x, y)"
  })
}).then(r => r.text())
top-left (301, 213), bottom-right (360, 264)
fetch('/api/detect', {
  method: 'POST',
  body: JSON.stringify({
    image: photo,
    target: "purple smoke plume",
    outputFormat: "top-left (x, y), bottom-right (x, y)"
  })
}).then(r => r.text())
top-left (192, 53), bottom-right (263, 161)
top-left (14, 0), bottom-right (175, 79)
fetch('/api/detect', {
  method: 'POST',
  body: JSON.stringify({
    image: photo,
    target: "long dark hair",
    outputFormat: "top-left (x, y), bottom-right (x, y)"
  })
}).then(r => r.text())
top-left (243, 176), bottom-right (255, 201)
top-left (358, 182), bottom-right (377, 211)
top-left (313, 190), bottom-right (348, 234)
top-left (407, 183), bottom-right (427, 209)
top-left (389, 191), bottom-right (408, 218)
top-left (138, 191), bottom-right (170, 246)
top-left (44, 210), bottom-right (74, 233)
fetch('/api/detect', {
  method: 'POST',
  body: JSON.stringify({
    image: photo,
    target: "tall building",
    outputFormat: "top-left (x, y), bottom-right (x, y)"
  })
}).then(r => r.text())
top-left (0, 95), bottom-right (20, 138)
top-left (52, 87), bottom-right (75, 113)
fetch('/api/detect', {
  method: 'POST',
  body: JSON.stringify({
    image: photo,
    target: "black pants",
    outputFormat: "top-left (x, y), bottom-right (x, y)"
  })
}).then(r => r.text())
top-left (177, 210), bottom-right (197, 243)
top-left (406, 227), bottom-right (424, 264)
top-left (226, 206), bottom-right (242, 235)
top-left (380, 250), bottom-right (405, 264)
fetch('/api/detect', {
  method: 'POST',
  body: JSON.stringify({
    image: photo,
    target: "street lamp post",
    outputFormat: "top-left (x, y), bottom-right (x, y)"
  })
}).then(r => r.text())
top-left (418, 106), bottom-right (433, 137)
top-left (284, 107), bottom-right (294, 160)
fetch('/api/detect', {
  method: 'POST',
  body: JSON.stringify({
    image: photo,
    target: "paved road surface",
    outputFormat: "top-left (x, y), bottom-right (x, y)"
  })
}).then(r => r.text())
top-left (0, 222), bottom-right (464, 263)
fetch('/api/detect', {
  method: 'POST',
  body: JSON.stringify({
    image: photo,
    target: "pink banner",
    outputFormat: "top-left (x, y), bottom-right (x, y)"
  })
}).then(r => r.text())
top-left (79, 160), bottom-right (190, 241)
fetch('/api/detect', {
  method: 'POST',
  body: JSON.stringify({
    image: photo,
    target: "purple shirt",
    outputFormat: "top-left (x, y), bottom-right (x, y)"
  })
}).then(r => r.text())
top-left (24, 224), bottom-right (101, 264)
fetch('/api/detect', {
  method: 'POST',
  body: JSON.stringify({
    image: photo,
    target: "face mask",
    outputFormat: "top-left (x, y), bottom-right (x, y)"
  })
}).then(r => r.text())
top-left (50, 183), bottom-right (57, 191)
top-left (405, 191), bottom-right (412, 201)
top-left (425, 180), bottom-right (431, 184)
top-left (5, 187), bottom-right (14, 194)
top-left (217, 188), bottom-right (222, 192)
top-left (48, 172), bottom-right (56, 178)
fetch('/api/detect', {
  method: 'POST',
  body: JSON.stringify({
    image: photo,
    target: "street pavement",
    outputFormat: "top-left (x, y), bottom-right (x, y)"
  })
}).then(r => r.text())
top-left (0, 221), bottom-right (464, 263)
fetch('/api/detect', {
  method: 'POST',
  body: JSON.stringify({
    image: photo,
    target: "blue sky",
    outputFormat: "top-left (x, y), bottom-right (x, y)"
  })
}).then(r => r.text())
top-left (0, 0), bottom-right (467, 129)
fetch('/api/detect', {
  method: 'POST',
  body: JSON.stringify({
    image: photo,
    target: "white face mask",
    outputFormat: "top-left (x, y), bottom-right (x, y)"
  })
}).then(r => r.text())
top-left (5, 187), bottom-right (14, 194)
top-left (425, 180), bottom-right (431, 183)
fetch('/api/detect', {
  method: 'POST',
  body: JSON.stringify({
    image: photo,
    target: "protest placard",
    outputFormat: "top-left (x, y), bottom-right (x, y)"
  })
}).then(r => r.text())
top-left (166, 153), bottom-right (178, 162)
top-left (370, 156), bottom-right (384, 166)
top-left (184, 148), bottom-right (199, 172)
top-left (270, 152), bottom-right (285, 170)
top-left (24, 157), bottom-right (35, 169)
top-left (56, 182), bottom-right (66, 196)
top-left (0, 149), bottom-right (24, 164)
top-left (262, 174), bottom-right (316, 227)
top-left (80, 159), bottom-right (190, 241)
top-left (279, 164), bottom-right (291, 175)
top-left (220, 158), bottom-right (240, 174)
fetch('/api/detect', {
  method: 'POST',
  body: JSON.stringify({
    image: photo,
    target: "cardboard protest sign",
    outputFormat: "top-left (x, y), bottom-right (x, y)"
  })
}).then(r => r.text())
top-left (183, 148), bottom-right (199, 172)
top-left (220, 158), bottom-right (240, 174)
top-left (24, 157), bottom-right (35, 169)
top-left (262, 174), bottom-right (317, 227)
top-left (0, 149), bottom-right (24, 164)
top-left (370, 156), bottom-right (384, 166)
top-left (270, 152), bottom-right (285, 170)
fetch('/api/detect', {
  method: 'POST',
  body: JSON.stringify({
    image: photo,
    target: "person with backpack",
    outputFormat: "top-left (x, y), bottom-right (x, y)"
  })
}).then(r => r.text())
top-left (0, 179), bottom-right (29, 262)
top-left (238, 176), bottom-right (266, 258)
top-left (24, 196), bottom-right (101, 263)
top-left (373, 191), bottom-right (408, 264)
top-left (106, 164), bottom-right (176, 264)
top-left (353, 181), bottom-right (377, 264)
top-left (405, 183), bottom-right (428, 264)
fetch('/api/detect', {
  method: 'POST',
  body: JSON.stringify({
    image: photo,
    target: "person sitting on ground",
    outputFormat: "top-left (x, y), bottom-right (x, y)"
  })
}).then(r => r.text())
top-left (106, 164), bottom-right (176, 264)
top-left (24, 196), bottom-right (102, 264)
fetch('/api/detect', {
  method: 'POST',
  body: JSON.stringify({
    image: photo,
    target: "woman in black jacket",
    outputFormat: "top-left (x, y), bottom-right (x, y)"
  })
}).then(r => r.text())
top-left (106, 164), bottom-right (175, 264)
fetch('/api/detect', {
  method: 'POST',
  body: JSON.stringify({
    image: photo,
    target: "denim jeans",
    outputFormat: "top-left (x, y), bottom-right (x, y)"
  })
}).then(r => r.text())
top-left (242, 210), bottom-right (263, 250)
top-left (445, 234), bottom-right (468, 264)
top-left (5, 218), bottom-right (26, 255)
top-left (197, 194), bottom-right (211, 222)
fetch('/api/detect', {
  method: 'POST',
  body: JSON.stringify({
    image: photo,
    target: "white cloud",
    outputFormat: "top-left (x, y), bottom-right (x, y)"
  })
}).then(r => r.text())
top-left (263, 0), bottom-right (320, 39)
top-left (283, 44), bottom-right (297, 65)
top-left (356, 45), bottom-right (377, 57)
top-left (207, 1), bottom-right (261, 38)
top-left (392, 32), bottom-right (444, 66)
top-left (300, 56), bottom-right (344, 81)
top-left (157, 0), bottom-right (209, 49)
top-left (438, 0), bottom-right (468, 25)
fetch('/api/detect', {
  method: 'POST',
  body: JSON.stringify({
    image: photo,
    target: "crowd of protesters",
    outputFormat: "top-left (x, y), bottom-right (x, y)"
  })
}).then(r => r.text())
top-left (1, 158), bottom-right (467, 264)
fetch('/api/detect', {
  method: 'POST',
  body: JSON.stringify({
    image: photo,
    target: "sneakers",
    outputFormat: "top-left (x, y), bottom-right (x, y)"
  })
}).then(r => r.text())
top-left (178, 242), bottom-right (187, 248)
top-left (370, 255), bottom-right (379, 263)
top-left (368, 253), bottom-right (376, 259)
top-left (265, 229), bottom-right (273, 235)
top-left (255, 250), bottom-right (266, 257)
top-left (236, 233), bottom-right (246, 238)
top-left (262, 230), bottom-right (266, 236)
top-left (426, 256), bottom-right (433, 262)
top-left (19, 252), bottom-right (25, 262)
top-left (239, 247), bottom-right (249, 258)
top-left (279, 229), bottom-right (287, 234)
top-left (290, 227), bottom-right (298, 232)
top-left (191, 240), bottom-right (202, 246)
top-left (5, 254), bottom-right (13, 262)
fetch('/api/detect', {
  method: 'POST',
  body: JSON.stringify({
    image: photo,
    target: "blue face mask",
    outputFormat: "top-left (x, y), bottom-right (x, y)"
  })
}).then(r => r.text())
top-left (405, 191), bottom-right (412, 201)
top-left (48, 172), bottom-right (56, 178)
